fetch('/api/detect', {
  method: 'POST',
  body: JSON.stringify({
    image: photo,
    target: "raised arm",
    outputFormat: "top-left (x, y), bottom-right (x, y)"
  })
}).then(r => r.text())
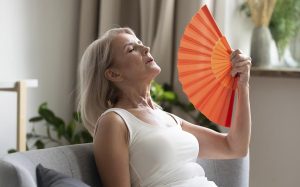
top-left (181, 49), bottom-right (252, 159)
top-left (93, 112), bottom-right (131, 187)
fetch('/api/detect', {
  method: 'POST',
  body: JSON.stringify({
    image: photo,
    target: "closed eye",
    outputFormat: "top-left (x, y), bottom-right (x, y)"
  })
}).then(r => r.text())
top-left (128, 48), bottom-right (134, 53)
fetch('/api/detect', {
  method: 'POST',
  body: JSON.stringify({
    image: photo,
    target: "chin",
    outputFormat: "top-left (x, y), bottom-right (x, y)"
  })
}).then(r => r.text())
top-left (146, 64), bottom-right (161, 81)
top-left (152, 64), bottom-right (161, 76)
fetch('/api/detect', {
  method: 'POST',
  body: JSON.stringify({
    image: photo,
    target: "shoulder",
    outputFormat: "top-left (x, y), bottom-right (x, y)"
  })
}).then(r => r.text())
top-left (94, 111), bottom-right (129, 143)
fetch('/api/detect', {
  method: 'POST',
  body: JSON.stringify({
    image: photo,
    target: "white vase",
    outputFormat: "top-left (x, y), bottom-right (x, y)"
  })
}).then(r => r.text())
top-left (250, 26), bottom-right (279, 67)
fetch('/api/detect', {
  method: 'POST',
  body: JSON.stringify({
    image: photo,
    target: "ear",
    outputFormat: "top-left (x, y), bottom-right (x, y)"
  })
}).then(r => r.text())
top-left (105, 68), bottom-right (123, 82)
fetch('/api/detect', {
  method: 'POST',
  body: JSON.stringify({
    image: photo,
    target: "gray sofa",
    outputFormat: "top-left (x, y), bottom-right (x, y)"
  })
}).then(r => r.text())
top-left (0, 143), bottom-right (249, 187)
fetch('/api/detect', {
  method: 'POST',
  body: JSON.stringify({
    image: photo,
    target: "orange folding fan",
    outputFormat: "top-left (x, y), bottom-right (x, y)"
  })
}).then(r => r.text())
top-left (177, 5), bottom-right (237, 127)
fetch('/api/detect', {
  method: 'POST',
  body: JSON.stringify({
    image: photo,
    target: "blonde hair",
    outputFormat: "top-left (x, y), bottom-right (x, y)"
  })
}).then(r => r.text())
top-left (78, 27), bottom-right (136, 135)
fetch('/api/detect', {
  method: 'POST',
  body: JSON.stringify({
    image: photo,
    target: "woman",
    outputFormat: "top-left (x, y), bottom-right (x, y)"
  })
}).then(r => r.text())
top-left (78, 27), bottom-right (251, 187)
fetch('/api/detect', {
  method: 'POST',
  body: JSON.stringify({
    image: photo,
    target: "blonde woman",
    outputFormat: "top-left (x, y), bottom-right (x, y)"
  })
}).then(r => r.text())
top-left (78, 27), bottom-right (251, 187)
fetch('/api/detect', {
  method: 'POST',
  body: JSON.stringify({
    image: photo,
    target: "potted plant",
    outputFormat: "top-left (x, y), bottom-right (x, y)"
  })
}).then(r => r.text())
top-left (241, 0), bottom-right (300, 66)
top-left (269, 0), bottom-right (300, 65)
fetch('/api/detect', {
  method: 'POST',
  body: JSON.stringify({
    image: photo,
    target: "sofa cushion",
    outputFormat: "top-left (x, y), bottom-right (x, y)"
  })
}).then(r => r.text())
top-left (36, 164), bottom-right (90, 187)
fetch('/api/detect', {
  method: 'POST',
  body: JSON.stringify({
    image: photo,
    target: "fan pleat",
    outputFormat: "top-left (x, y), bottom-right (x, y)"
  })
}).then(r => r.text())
top-left (178, 56), bottom-right (210, 62)
top-left (215, 87), bottom-right (233, 126)
top-left (213, 69), bottom-right (231, 84)
top-left (198, 83), bottom-right (229, 123)
top-left (179, 47), bottom-right (211, 57)
top-left (177, 5), bottom-right (237, 127)
top-left (188, 24), bottom-right (215, 46)
top-left (180, 69), bottom-right (212, 89)
top-left (192, 78), bottom-right (222, 109)
top-left (178, 59), bottom-right (211, 65)
top-left (194, 13), bottom-right (219, 41)
top-left (213, 43), bottom-right (229, 56)
top-left (178, 65), bottom-right (211, 76)
top-left (186, 74), bottom-right (215, 99)
top-left (182, 35), bottom-right (212, 52)
top-left (178, 67), bottom-right (210, 78)
top-left (201, 6), bottom-right (222, 37)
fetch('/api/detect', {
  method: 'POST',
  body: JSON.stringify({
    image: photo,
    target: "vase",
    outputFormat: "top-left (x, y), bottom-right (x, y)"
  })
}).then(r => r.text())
top-left (250, 26), bottom-right (279, 67)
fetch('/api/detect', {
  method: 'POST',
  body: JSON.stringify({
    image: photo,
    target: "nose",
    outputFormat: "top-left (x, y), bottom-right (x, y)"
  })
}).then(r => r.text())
top-left (139, 44), bottom-right (150, 55)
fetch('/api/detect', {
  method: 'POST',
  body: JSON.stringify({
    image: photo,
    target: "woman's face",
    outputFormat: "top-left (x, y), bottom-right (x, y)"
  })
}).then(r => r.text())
top-left (109, 33), bottom-right (161, 83)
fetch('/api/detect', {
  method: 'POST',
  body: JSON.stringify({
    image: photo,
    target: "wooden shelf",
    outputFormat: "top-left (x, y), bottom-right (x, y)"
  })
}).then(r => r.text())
top-left (0, 79), bottom-right (38, 90)
top-left (0, 79), bottom-right (38, 152)
top-left (251, 67), bottom-right (300, 78)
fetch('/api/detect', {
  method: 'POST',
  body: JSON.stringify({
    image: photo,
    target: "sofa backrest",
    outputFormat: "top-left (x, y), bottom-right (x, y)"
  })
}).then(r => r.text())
top-left (0, 143), bottom-right (101, 187)
top-left (0, 143), bottom-right (249, 187)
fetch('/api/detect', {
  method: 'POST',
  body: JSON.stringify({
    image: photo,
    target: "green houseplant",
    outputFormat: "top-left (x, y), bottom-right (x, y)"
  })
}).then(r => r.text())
top-left (241, 0), bottom-right (300, 58)
top-left (8, 103), bottom-right (93, 153)
top-left (269, 0), bottom-right (300, 57)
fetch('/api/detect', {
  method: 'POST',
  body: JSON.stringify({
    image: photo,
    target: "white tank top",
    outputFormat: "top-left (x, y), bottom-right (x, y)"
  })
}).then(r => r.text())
top-left (97, 108), bottom-right (217, 187)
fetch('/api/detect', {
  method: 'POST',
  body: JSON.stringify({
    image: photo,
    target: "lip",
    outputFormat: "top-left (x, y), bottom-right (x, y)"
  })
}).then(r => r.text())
top-left (145, 57), bottom-right (154, 64)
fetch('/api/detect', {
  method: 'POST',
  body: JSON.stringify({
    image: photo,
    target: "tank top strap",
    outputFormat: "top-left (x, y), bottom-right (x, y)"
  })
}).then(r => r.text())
top-left (94, 108), bottom-right (137, 145)
top-left (165, 112), bottom-right (182, 127)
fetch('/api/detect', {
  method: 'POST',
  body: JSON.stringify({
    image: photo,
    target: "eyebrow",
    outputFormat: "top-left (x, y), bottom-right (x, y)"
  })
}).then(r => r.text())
top-left (123, 41), bottom-right (142, 49)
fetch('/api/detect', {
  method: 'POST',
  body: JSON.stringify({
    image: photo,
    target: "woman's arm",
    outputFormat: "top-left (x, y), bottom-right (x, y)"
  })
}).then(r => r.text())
top-left (181, 49), bottom-right (252, 159)
top-left (93, 112), bottom-right (131, 187)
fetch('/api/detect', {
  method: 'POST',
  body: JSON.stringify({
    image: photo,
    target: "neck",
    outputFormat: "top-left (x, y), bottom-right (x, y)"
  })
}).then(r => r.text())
top-left (115, 83), bottom-right (155, 109)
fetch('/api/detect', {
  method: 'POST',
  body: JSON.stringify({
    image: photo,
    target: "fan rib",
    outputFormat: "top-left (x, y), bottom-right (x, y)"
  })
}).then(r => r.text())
top-left (194, 79), bottom-right (221, 110)
top-left (178, 59), bottom-right (211, 65)
top-left (188, 24), bottom-right (215, 46)
top-left (221, 37), bottom-right (232, 53)
top-left (179, 68), bottom-right (210, 78)
top-left (195, 13), bottom-right (218, 41)
top-left (201, 6), bottom-right (222, 37)
top-left (215, 87), bottom-right (232, 125)
top-left (182, 35), bottom-right (212, 52)
top-left (182, 71), bottom-right (212, 89)
top-left (198, 83), bottom-right (227, 122)
top-left (187, 75), bottom-right (215, 99)
top-left (213, 66), bottom-right (231, 81)
top-left (179, 47), bottom-right (211, 57)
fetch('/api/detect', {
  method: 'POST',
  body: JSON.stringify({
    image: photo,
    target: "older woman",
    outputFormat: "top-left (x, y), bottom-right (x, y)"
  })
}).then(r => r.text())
top-left (78, 27), bottom-right (251, 187)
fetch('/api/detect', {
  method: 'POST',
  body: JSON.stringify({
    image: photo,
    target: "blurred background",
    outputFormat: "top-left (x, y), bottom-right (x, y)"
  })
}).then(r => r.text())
top-left (0, 0), bottom-right (299, 186)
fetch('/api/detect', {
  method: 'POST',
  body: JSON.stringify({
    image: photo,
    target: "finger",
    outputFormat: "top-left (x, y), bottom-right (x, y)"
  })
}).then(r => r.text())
top-left (231, 66), bottom-right (248, 77)
top-left (231, 54), bottom-right (251, 64)
top-left (233, 60), bottom-right (252, 68)
top-left (230, 49), bottom-right (243, 60)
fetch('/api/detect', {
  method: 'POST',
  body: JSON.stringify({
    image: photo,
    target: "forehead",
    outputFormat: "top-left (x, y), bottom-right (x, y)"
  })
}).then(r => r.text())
top-left (112, 33), bottom-right (139, 49)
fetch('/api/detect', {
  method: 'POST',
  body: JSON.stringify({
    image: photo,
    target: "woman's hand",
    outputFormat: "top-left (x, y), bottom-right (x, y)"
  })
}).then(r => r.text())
top-left (230, 49), bottom-right (252, 88)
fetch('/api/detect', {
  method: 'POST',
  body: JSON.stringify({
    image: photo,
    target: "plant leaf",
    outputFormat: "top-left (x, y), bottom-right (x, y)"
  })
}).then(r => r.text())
top-left (29, 116), bottom-right (43, 122)
top-left (7, 149), bottom-right (17, 154)
top-left (66, 120), bottom-right (76, 141)
top-left (73, 112), bottom-right (82, 123)
top-left (80, 130), bottom-right (93, 143)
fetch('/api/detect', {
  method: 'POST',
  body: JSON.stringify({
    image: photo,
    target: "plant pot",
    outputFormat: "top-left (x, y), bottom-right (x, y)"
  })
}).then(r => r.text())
top-left (250, 26), bottom-right (279, 67)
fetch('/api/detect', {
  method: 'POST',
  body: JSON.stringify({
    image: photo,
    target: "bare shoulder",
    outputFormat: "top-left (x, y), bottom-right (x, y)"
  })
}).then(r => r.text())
top-left (94, 111), bottom-right (129, 143)
top-left (93, 111), bottom-right (131, 187)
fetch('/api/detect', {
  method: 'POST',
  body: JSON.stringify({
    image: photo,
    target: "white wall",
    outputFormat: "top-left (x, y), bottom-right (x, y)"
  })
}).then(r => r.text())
top-left (250, 77), bottom-right (300, 187)
top-left (0, 0), bottom-right (80, 157)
